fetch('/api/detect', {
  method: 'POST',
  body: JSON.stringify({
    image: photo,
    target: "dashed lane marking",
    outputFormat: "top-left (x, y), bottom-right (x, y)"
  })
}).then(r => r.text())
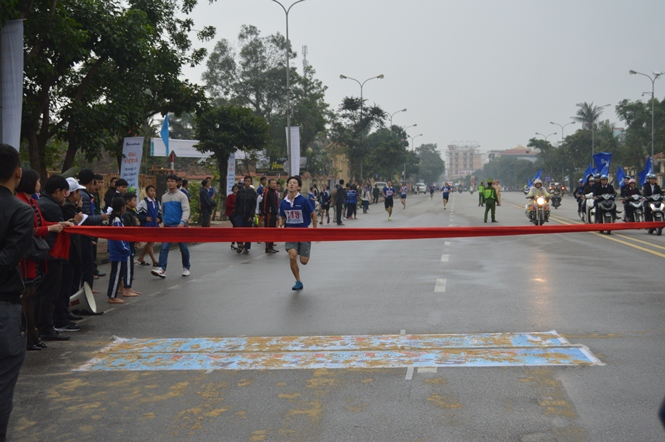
top-left (440, 254), bottom-right (449, 262)
top-left (444, 241), bottom-right (451, 246)
top-left (76, 331), bottom-right (603, 371)
top-left (434, 279), bottom-right (447, 292)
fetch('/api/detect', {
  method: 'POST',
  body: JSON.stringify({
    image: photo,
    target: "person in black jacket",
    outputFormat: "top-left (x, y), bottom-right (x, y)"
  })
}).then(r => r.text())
top-left (36, 176), bottom-right (75, 340)
top-left (335, 179), bottom-right (346, 225)
top-left (592, 175), bottom-right (616, 225)
top-left (233, 176), bottom-right (257, 254)
top-left (262, 179), bottom-right (280, 253)
top-left (78, 169), bottom-right (108, 290)
top-left (199, 179), bottom-right (215, 227)
top-left (0, 144), bottom-right (34, 441)
top-left (642, 174), bottom-right (663, 224)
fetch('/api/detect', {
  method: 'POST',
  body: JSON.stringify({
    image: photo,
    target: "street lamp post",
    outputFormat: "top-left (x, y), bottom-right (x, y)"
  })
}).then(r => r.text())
top-left (549, 121), bottom-right (576, 143)
top-left (405, 134), bottom-right (423, 181)
top-left (272, 0), bottom-right (306, 174)
top-left (388, 108), bottom-right (407, 127)
top-left (591, 104), bottom-right (612, 160)
top-left (535, 132), bottom-right (557, 142)
top-left (340, 74), bottom-right (385, 181)
top-left (629, 70), bottom-right (664, 158)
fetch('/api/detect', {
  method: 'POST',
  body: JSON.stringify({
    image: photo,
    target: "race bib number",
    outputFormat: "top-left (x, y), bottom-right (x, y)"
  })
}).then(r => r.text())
top-left (285, 210), bottom-right (303, 224)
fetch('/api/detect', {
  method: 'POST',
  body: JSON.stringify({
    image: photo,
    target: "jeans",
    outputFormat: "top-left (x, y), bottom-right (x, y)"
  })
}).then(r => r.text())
top-left (0, 302), bottom-right (26, 441)
top-left (234, 216), bottom-right (253, 249)
top-left (35, 260), bottom-right (62, 333)
top-left (335, 202), bottom-right (343, 224)
top-left (200, 207), bottom-right (211, 227)
top-left (362, 200), bottom-right (369, 213)
top-left (159, 226), bottom-right (190, 271)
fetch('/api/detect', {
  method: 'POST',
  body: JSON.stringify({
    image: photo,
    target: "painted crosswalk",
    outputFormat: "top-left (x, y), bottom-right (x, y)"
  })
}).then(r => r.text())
top-left (77, 331), bottom-right (603, 372)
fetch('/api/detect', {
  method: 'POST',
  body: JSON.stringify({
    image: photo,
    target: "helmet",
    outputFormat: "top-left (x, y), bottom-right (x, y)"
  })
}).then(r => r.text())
top-left (594, 173), bottom-right (600, 178)
top-left (487, 178), bottom-right (493, 184)
top-left (554, 182), bottom-right (560, 186)
top-left (647, 173), bottom-right (657, 179)
top-left (578, 178), bottom-right (583, 183)
top-left (534, 179), bottom-right (542, 185)
top-left (629, 178), bottom-right (636, 184)
top-left (589, 176), bottom-right (596, 182)
top-left (600, 175), bottom-right (608, 180)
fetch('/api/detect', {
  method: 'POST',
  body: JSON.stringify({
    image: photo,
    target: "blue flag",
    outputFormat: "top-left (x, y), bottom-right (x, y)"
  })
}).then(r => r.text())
top-left (583, 164), bottom-right (593, 182)
top-left (638, 156), bottom-right (653, 185)
top-left (532, 168), bottom-right (542, 181)
top-left (616, 166), bottom-right (626, 187)
top-left (160, 114), bottom-right (170, 156)
top-left (593, 152), bottom-right (612, 172)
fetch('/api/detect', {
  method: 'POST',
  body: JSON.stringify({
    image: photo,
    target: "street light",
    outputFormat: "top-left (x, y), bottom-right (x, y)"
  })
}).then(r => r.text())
top-left (272, 0), bottom-right (306, 174)
top-left (591, 103), bottom-right (611, 159)
top-left (339, 73), bottom-right (385, 180)
top-left (535, 132), bottom-right (557, 142)
top-left (550, 121), bottom-right (576, 143)
top-left (404, 134), bottom-right (423, 181)
top-left (404, 123), bottom-right (417, 132)
top-left (629, 69), bottom-right (664, 158)
top-left (388, 108), bottom-right (407, 127)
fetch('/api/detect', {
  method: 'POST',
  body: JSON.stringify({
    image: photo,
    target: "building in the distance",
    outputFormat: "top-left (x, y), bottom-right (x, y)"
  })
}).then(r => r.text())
top-left (446, 142), bottom-right (484, 179)
top-left (487, 145), bottom-right (540, 163)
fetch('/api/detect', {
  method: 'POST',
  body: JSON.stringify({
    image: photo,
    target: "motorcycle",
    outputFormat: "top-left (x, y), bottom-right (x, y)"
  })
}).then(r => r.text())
top-left (645, 194), bottom-right (664, 236)
top-left (550, 191), bottom-right (562, 209)
top-left (625, 194), bottom-right (644, 222)
top-left (596, 194), bottom-right (617, 234)
top-left (469, 187), bottom-right (475, 195)
top-left (581, 193), bottom-right (595, 224)
top-left (526, 196), bottom-right (550, 226)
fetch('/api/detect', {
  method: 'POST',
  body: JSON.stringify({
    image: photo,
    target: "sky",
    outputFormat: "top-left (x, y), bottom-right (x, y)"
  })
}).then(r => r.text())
top-left (181, 0), bottom-right (665, 155)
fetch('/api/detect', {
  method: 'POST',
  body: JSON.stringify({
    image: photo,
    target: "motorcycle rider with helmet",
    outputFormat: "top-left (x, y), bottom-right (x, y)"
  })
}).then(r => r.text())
top-left (525, 179), bottom-right (549, 219)
top-left (621, 178), bottom-right (641, 222)
top-left (574, 178), bottom-right (585, 216)
top-left (642, 173), bottom-right (663, 233)
top-left (593, 175), bottom-right (616, 223)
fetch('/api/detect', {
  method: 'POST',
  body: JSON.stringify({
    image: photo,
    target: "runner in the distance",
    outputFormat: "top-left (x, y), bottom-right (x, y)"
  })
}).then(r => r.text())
top-left (429, 184), bottom-right (435, 199)
top-left (383, 180), bottom-right (396, 220)
top-left (442, 182), bottom-right (452, 210)
top-left (279, 176), bottom-right (317, 291)
top-left (400, 183), bottom-right (408, 209)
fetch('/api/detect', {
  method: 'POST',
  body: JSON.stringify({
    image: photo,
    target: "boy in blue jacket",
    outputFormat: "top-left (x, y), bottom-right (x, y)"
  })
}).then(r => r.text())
top-left (107, 198), bottom-right (133, 304)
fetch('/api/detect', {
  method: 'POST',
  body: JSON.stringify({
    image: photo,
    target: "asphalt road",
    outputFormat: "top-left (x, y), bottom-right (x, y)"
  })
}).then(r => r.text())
top-left (9, 190), bottom-right (665, 442)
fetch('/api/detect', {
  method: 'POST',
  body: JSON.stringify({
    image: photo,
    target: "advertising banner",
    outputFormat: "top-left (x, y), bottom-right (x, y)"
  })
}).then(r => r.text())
top-left (120, 137), bottom-right (143, 188)
top-left (286, 126), bottom-right (300, 175)
top-left (226, 153), bottom-right (236, 196)
top-left (1, 20), bottom-right (23, 150)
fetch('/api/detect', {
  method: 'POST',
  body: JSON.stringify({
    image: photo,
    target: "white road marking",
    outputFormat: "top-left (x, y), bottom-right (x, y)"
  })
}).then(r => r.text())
top-left (417, 367), bottom-right (438, 373)
top-left (444, 241), bottom-right (451, 246)
top-left (440, 254), bottom-right (449, 262)
top-left (400, 329), bottom-right (406, 335)
top-left (167, 285), bottom-right (180, 290)
top-left (435, 279), bottom-right (447, 292)
top-left (405, 366), bottom-right (414, 381)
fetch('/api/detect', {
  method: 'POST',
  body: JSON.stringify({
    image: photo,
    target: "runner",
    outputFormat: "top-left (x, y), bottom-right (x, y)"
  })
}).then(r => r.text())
top-left (429, 184), bottom-right (435, 199)
top-left (383, 180), bottom-right (396, 220)
top-left (279, 176), bottom-right (317, 291)
top-left (442, 182), bottom-right (452, 210)
top-left (400, 183), bottom-right (408, 209)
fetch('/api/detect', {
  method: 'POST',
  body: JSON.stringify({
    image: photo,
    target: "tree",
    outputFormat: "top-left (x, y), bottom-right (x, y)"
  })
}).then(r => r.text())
top-left (194, 104), bottom-right (270, 199)
top-left (202, 25), bottom-right (329, 165)
top-left (416, 144), bottom-right (445, 184)
top-left (365, 128), bottom-right (408, 181)
top-left (573, 102), bottom-right (608, 130)
top-left (8, 0), bottom-right (214, 178)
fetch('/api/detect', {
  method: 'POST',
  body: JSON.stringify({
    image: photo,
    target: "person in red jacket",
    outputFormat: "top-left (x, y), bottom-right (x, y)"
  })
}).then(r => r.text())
top-left (15, 170), bottom-right (64, 348)
top-left (225, 184), bottom-right (238, 250)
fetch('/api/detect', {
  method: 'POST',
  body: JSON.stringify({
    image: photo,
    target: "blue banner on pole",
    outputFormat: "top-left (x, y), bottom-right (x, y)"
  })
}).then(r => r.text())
top-left (593, 152), bottom-right (612, 171)
top-left (160, 114), bottom-right (170, 156)
top-left (616, 166), bottom-right (626, 187)
top-left (583, 164), bottom-right (593, 181)
top-left (638, 156), bottom-right (653, 185)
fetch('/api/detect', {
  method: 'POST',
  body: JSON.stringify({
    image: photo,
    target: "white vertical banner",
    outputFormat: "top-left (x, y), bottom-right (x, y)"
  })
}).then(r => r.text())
top-left (226, 152), bottom-right (236, 196)
top-left (1, 20), bottom-right (24, 150)
top-left (119, 137), bottom-right (143, 189)
top-left (286, 126), bottom-right (300, 175)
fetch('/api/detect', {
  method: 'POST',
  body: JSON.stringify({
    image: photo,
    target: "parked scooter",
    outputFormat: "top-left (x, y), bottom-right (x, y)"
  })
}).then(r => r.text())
top-left (645, 194), bottom-right (665, 236)
top-left (596, 194), bottom-right (617, 234)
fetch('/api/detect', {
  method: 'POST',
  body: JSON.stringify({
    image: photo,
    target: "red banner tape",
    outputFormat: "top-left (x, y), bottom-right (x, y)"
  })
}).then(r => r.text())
top-left (65, 222), bottom-right (665, 243)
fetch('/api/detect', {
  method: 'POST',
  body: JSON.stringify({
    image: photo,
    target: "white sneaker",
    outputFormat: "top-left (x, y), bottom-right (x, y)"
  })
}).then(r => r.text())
top-left (151, 268), bottom-right (166, 279)
top-left (182, 268), bottom-right (190, 277)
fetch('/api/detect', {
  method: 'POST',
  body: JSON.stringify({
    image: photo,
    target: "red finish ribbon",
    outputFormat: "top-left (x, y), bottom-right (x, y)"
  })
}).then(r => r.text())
top-left (65, 222), bottom-right (665, 243)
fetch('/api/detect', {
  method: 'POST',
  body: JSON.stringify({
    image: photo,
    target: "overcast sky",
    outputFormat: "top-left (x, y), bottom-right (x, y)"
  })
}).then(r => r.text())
top-left (182, 0), bottom-right (665, 154)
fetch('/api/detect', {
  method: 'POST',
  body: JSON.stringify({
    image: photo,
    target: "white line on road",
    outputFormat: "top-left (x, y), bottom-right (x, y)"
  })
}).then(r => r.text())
top-left (418, 367), bottom-right (438, 373)
top-left (444, 241), bottom-right (451, 246)
top-left (168, 285), bottom-right (180, 290)
top-left (440, 254), bottom-right (449, 262)
top-left (400, 329), bottom-right (406, 335)
top-left (435, 279), bottom-right (447, 292)
top-left (405, 366), bottom-right (414, 381)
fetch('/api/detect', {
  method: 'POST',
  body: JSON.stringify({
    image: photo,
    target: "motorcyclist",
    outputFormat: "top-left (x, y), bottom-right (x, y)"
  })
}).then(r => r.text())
top-left (574, 178), bottom-right (585, 215)
top-left (550, 182), bottom-right (562, 206)
top-left (593, 174), bottom-right (616, 224)
top-left (621, 178), bottom-right (641, 222)
top-left (642, 174), bottom-right (663, 232)
top-left (525, 179), bottom-right (549, 219)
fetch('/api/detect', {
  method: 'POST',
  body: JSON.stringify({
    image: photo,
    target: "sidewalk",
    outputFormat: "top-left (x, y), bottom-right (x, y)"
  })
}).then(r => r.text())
top-left (95, 220), bottom-right (234, 265)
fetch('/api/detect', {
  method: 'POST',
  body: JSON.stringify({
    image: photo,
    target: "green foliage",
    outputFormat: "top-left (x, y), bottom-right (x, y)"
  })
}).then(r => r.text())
top-left (416, 144), bottom-right (445, 184)
top-left (17, 0), bottom-right (214, 178)
top-left (365, 128), bottom-right (408, 181)
top-left (194, 103), bottom-right (270, 198)
top-left (188, 182), bottom-right (201, 224)
top-left (480, 157), bottom-right (537, 189)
